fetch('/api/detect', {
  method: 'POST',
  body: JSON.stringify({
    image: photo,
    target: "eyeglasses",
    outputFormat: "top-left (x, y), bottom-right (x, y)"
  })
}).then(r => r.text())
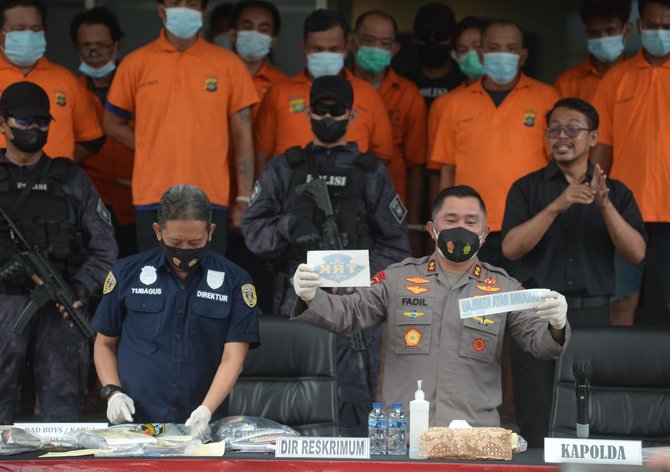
top-left (310, 104), bottom-right (348, 117)
top-left (544, 125), bottom-right (593, 138)
top-left (11, 116), bottom-right (51, 128)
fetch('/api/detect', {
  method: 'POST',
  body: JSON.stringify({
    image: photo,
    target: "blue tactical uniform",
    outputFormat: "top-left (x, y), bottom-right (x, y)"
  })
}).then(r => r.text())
top-left (241, 141), bottom-right (410, 436)
top-left (0, 152), bottom-right (117, 423)
top-left (92, 246), bottom-right (260, 423)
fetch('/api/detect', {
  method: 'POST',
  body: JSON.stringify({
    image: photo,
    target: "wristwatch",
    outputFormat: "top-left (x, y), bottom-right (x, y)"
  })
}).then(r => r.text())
top-left (100, 384), bottom-right (124, 401)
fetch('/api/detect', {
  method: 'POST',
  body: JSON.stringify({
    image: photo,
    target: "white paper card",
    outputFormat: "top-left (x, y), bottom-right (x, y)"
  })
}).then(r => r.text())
top-left (459, 288), bottom-right (550, 319)
top-left (14, 422), bottom-right (108, 446)
top-left (275, 437), bottom-right (369, 459)
top-left (306, 250), bottom-right (370, 288)
top-left (544, 437), bottom-right (642, 465)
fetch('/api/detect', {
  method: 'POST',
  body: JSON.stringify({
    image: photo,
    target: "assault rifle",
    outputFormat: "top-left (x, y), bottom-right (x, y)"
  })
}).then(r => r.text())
top-left (295, 178), bottom-right (344, 250)
top-left (0, 204), bottom-right (95, 340)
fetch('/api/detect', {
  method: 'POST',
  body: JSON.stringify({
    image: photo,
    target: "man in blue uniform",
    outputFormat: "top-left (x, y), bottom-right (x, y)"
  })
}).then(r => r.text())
top-left (241, 75), bottom-right (410, 437)
top-left (0, 81), bottom-right (117, 423)
top-left (93, 184), bottom-right (259, 439)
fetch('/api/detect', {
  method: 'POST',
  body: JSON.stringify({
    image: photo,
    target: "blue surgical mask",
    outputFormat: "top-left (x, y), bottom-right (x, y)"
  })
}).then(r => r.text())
top-left (235, 30), bottom-right (272, 61)
top-left (2, 30), bottom-right (46, 67)
top-left (587, 35), bottom-right (625, 63)
top-left (483, 52), bottom-right (520, 85)
top-left (306, 52), bottom-right (344, 78)
top-left (641, 29), bottom-right (670, 58)
top-left (165, 7), bottom-right (203, 40)
top-left (79, 58), bottom-right (116, 79)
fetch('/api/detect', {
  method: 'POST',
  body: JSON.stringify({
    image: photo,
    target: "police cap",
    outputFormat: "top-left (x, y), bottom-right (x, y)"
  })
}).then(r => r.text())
top-left (0, 82), bottom-right (53, 120)
top-left (310, 75), bottom-right (354, 109)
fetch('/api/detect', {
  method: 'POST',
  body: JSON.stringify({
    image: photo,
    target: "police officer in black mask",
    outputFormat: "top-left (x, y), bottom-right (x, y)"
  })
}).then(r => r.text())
top-left (405, 2), bottom-right (466, 108)
top-left (0, 82), bottom-right (117, 423)
top-left (241, 75), bottom-right (410, 437)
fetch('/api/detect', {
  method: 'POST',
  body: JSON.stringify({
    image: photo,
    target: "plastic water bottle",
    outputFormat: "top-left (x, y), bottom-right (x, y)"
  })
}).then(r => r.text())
top-left (368, 402), bottom-right (387, 454)
top-left (387, 402), bottom-right (408, 455)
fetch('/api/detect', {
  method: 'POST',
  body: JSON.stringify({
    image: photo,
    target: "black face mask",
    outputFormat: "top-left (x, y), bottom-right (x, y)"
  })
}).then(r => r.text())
top-left (310, 117), bottom-right (348, 144)
top-left (161, 240), bottom-right (207, 272)
top-left (435, 227), bottom-right (482, 263)
top-left (417, 43), bottom-right (450, 69)
top-left (9, 127), bottom-right (47, 153)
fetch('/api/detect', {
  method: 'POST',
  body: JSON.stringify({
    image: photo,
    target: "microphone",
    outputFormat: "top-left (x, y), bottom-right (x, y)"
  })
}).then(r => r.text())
top-left (573, 360), bottom-right (592, 438)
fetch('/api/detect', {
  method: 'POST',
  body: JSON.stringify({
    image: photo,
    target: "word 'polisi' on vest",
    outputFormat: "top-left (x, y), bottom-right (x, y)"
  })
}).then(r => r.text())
top-left (305, 173), bottom-right (347, 187)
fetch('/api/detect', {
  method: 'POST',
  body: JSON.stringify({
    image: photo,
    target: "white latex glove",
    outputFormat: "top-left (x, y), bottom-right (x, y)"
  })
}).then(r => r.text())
top-left (107, 392), bottom-right (135, 424)
top-left (185, 405), bottom-right (211, 440)
top-left (535, 290), bottom-right (567, 330)
top-left (293, 263), bottom-right (322, 302)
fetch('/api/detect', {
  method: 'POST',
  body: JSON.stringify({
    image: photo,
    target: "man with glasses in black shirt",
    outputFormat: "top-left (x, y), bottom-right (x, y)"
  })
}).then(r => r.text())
top-left (500, 97), bottom-right (646, 448)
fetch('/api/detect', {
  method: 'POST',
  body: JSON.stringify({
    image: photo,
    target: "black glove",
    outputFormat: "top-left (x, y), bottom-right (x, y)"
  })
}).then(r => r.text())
top-left (289, 217), bottom-right (321, 248)
top-left (71, 281), bottom-right (91, 309)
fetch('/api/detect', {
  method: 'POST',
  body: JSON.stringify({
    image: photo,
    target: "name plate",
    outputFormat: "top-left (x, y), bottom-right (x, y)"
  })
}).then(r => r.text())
top-left (544, 438), bottom-right (642, 465)
top-left (14, 422), bottom-right (108, 446)
top-left (459, 288), bottom-right (549, 318)
top-left (275, 437), bottom-right (370, 459)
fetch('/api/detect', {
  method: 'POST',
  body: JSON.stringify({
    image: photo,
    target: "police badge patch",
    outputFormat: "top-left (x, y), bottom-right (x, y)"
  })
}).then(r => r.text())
top-left (139, 266), bottom-right (157, 285)
top-left (97, 199), bottom-right (112, 227)
top-left (389, 195), bottom-right (407, 224)
top-left (207, 270), bottom-right (225, 290)
top-left (241, 283), bottom-right (257, 307)
top-left (103, 271), bottom-right (117, 294)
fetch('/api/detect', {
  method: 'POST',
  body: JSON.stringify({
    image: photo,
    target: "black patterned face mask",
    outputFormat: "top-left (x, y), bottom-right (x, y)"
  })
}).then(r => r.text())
top-left (161, 241), bottom-right (207, 271)
top-left (434, 227), bottom-right (482, 263)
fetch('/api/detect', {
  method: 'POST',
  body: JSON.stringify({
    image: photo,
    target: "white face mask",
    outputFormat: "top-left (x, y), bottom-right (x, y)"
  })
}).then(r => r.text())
top-left (306, 52), bottom-right (344, 78)
top-left (235, 30), bottom-right (272, 61)
top-left (587, 34), bottom-right (625, 63)
top-left (483, 52), bottom-right (520, 85)
top-left (641, 29), bottom-right (670, 58)
top-left (164, 7), bottom-right (203, 39)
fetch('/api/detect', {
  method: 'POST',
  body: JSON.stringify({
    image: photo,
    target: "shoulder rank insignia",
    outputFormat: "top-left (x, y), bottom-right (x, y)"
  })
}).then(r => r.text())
top-left (405, 285), bottom-right (429, 295)
top-left (472, 264), bottom-right (482, 279)
top-left (241, 284), bottom-right (257, 308)
top-left (103, 271), bottom-right (117, 295)
top-left (426, 259), bottom-right (436, 273)
top-left (406, 276), bottom-right (430, 284)
top-left (404, 328), bottom-right (422, 347)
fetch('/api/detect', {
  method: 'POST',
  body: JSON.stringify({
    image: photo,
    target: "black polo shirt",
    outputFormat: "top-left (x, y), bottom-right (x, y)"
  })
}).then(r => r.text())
top-left (501, 160), bottom-right (646, 297)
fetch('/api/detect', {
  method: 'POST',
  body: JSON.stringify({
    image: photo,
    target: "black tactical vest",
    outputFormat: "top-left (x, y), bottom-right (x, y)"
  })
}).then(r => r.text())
top-left (283, 146), bottom-right (377, 262)
top-left (0, 157), bottom-right (83, 281)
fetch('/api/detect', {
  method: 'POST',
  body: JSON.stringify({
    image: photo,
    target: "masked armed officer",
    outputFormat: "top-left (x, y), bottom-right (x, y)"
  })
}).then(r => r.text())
top-left (241, 75), bottom-right (410, 436)
top-left (0, 82), bottom-right (117, 423)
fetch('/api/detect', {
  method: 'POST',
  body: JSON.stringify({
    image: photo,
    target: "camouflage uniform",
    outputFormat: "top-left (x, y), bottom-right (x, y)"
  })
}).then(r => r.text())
top-left (292, 255), bottom-right (571, 427)
top-left (0, 153), bottom-right (117, 423)
top-left (241, 142), bottom-right (410, 436)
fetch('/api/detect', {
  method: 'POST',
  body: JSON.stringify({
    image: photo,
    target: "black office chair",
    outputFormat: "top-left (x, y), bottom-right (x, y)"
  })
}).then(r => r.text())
top-left (549, 326), bottom-right (670, 444)
top-left (228, 314), bottom-right (339, 436)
